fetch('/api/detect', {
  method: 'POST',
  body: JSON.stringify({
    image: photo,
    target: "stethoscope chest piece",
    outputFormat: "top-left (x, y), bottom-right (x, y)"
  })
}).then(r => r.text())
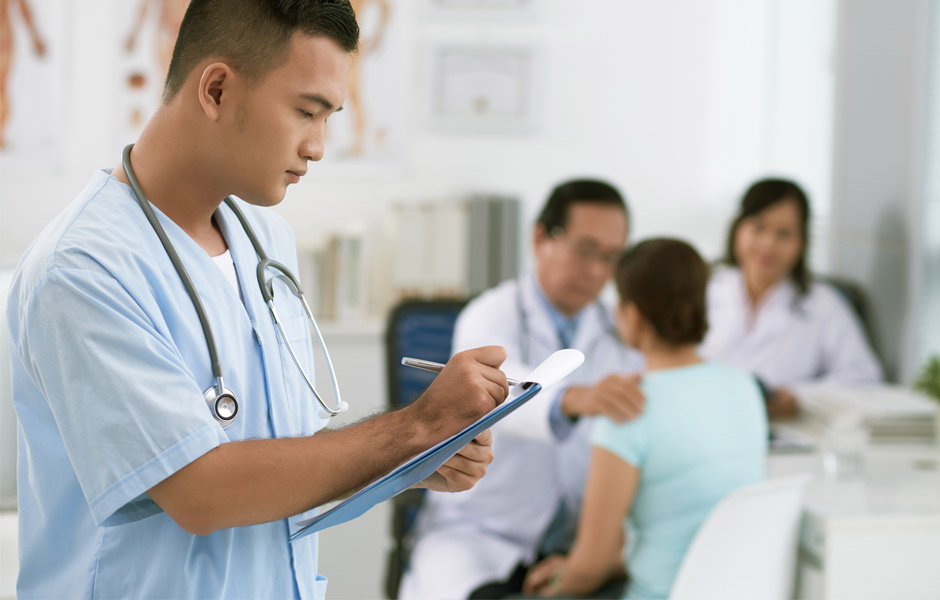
top-left (122, 143), bottom-right (347, 426)
top-left (204, 385), bottom-right (238, 428)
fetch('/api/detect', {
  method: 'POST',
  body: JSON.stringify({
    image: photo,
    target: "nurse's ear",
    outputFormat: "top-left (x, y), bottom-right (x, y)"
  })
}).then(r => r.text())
top-left (197, 62), bottom-right (237, 121)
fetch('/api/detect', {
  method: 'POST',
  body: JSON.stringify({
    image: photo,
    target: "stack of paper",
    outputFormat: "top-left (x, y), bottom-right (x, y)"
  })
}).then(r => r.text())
top-left (798, 383), bottom-right (938, 443)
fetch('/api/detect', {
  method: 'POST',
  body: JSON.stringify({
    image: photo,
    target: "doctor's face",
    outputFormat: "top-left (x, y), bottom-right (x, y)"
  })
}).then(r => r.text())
top-left (733, 198), bottom-right (804, 288)
top-left (222, 33), bottom-right (347, 206)
top-left (535, 203), bottom-right (628, 316)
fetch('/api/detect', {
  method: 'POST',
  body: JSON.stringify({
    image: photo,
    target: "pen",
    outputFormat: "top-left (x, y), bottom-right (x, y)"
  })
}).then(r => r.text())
top-left (401, 357), bottom-right (520, 387)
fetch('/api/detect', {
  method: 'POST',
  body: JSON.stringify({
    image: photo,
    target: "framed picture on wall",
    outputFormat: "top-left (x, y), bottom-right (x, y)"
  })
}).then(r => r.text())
top-left (422, 0), bottom-right (543, 21)
top-left (425, 44), bottom-right (540, 134)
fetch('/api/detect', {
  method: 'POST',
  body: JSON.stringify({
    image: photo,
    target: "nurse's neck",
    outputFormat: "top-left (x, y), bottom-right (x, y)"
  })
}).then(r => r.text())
top-left (111, 110), bottom-right (230, 257)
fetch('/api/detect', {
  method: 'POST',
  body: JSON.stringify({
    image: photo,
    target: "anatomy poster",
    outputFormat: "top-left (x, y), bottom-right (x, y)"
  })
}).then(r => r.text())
top-left (319, 0), bottom-right (410, 175)
top-left (113, 0), bottom-right (189, 150)
top-left (0, 0), bottom-right (66, 168)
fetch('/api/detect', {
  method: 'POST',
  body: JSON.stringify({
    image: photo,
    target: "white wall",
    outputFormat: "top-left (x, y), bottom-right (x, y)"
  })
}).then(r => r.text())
top-left (830, 0), bottom-right (933, 381)
top-left (0, 0), bottom-right (837, 276)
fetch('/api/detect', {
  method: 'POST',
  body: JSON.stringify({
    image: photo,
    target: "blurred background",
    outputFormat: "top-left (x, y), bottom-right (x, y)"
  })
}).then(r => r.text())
top-left (0, 0), bottom-right (938, 598)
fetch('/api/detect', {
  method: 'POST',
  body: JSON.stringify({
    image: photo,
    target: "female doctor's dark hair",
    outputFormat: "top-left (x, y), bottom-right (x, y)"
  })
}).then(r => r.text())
top-left (615, 238), bottom-right (709, 345)
top-left (536, 178), bottom-right (629, 235)
top-left (723, 177), bottom-right (812, 295)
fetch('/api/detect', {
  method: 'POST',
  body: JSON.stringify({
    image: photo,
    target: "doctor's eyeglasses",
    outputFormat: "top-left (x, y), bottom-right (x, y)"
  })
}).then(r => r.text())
top-left (549, 227), bottom-right (621, 270)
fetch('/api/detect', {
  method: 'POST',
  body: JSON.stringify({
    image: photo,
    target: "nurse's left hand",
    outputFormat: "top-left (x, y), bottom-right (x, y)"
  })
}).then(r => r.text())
top-left (414, 430), bottom-right (494, 492)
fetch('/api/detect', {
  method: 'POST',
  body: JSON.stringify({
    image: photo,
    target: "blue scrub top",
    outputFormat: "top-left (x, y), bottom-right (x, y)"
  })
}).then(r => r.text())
top-left (7, 170), bottom-right (329, 599)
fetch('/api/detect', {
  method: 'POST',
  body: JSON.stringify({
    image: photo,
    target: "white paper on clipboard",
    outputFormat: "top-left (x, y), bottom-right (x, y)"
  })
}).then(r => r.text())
top-left (290, 349), bottom-right (584, 541)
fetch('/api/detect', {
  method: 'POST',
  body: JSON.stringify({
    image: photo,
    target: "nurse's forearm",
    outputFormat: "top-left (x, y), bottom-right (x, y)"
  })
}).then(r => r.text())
top-left (148, 345), bottom-right (508, 536)
top-left (148, 407), bottom-right (435, 536)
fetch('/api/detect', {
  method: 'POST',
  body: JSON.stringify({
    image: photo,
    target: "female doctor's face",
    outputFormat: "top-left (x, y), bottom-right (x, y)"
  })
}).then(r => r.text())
top-left (733, 198), bottom-right (804, 289)
top-left (219, 33), bottom-right (347, 206)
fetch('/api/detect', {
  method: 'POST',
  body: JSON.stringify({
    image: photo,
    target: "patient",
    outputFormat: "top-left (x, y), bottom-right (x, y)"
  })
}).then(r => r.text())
top-left (522, 239), bottom-right (768, 599)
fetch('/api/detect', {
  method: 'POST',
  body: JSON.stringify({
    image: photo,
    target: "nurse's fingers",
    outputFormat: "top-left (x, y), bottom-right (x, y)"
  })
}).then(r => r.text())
top-left (415, 347), bottom-right (508, 438)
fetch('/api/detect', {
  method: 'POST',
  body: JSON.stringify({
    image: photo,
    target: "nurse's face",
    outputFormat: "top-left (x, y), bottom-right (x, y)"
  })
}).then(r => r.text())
top-left (534, 203), bottom-right (628, 316)
top-left (222, 33), bottom-right (347, 206)
top-left (733, 198), bottom-right (804, 288)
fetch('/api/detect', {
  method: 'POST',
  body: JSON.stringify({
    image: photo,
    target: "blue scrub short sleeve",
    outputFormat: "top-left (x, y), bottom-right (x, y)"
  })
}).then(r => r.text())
top-left (15, 267), bottom-right (229, 526)
top-left (591, 414), bottom-right (648, 468)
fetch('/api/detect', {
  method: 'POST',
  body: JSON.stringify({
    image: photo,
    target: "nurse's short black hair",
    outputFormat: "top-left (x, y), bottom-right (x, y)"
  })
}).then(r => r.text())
top-left (164, 0), bottom-right (360, 102)
top-left (536, 179), bottom-right (629, 235)
top-left (615, 238), bottom-right (709, 345)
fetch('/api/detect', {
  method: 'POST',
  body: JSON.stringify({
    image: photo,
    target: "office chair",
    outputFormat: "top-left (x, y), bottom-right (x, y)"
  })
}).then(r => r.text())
top-left (383, 297), bottom-right (468, 600)
top-left (819, 275), bottom-right (878, 352)
top-left (668, 474), bottom-right (811, 600)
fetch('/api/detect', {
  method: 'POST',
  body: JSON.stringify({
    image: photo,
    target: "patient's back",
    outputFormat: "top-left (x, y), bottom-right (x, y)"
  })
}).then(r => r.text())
top-left (592, 361), bottom-right (768, 600)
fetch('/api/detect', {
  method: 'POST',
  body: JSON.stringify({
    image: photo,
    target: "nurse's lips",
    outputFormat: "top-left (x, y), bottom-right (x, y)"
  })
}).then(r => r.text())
top-left (286, 169), bottom-right (306, 183)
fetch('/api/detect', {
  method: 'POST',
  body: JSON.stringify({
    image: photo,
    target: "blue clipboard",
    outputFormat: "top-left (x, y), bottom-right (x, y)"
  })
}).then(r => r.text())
top-left (290, 348), bottom-right (585, 542)
top-left (290, 382), bottom-right (542, 542)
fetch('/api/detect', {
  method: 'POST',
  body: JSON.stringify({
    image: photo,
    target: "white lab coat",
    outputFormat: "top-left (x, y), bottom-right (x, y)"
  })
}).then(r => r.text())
top-left (699, 267), bottom-right (883, 391)
top-left (399, 273), bottom-right (644, 600)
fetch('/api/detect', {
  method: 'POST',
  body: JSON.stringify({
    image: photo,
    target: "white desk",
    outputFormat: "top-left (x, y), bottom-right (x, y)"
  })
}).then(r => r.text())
top-left (769, 442), bottom-right (940, 599)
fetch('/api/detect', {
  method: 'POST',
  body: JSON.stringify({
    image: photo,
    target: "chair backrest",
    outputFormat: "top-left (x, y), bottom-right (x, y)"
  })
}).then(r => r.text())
top-left (668, 474), bottom-right (811, 600)
top-left (385, 298), bottom-right (468, 410)
top-left (819, 275), bottom-right (878, 353)
top-left (383, 298), bottom-right (467, 599)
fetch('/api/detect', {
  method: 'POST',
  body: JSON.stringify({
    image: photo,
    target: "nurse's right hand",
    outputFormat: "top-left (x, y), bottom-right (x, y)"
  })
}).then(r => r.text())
top-left (412, 345), bottom-right (509, 440)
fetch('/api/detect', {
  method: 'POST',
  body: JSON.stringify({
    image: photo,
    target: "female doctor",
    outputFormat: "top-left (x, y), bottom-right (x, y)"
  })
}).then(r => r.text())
top-left (699, 178), bottom-right (883, 417)
top-left (400, 179), bottom-right (646, 600)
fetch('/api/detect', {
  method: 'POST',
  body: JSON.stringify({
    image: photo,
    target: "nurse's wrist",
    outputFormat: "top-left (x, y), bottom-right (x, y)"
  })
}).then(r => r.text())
top-left (392, 403), bottom-right (440, 454)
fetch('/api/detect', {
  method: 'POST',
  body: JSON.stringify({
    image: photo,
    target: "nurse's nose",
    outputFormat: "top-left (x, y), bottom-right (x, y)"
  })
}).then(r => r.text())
top-left (301, 127), bottom-right (325, 162)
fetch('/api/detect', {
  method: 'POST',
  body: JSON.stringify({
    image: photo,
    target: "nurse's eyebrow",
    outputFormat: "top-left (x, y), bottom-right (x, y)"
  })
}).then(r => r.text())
top-left (300, 93), bottom-right (344, 113)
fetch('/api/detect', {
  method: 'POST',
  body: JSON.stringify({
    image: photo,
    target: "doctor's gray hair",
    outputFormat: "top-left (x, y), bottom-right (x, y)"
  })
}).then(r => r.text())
top-left (164, 0), bottom-right (360, 102)
top-left (536, 179), bottom-right (629, 234)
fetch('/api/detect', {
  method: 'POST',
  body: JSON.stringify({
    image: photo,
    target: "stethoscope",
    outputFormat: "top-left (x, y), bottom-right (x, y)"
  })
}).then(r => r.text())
top-left (514, 276), bottom-right (619, 363)
top-left (121, 144), bottom-right (348, 428)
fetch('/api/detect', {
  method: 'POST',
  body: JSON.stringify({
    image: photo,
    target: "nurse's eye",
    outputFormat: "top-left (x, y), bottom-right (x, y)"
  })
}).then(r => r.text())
top-left (299, 109), bottom-right (315, 119)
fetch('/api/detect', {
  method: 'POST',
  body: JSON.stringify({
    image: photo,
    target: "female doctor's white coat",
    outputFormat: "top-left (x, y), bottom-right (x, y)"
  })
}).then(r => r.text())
top-left (699, 266), bottom-right (883, 390)
top-left (399, 273), bottom-right (644, 600)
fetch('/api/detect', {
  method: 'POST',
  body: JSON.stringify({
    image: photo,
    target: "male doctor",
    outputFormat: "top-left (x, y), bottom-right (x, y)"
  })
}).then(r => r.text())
top-left (6, 2), bottom-right (505, 598)
top-left (400, 179), bottom-right (646, 599)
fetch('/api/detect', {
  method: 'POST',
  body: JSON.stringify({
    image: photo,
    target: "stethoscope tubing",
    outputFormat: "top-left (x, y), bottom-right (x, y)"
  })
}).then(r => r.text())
top-left (514, 276), bottom-right (617, 364)
top-left (121, 143), bottom-right (345, 422)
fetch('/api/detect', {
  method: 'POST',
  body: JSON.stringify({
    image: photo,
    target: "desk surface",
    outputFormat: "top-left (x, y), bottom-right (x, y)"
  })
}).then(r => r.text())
top-left (769, 436), bottom-right (940, 599)
top-left (769, 434), bottom-right (940, 519)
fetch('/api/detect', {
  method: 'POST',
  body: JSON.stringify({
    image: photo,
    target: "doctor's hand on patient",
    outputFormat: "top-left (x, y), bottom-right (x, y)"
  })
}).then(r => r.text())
top-left (560, 374), bottom-right (645, 423)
